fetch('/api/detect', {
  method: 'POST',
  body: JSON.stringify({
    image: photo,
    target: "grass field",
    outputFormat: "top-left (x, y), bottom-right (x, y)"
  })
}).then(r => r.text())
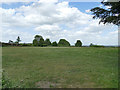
top-left (2, 47), bottom-right (118, 88)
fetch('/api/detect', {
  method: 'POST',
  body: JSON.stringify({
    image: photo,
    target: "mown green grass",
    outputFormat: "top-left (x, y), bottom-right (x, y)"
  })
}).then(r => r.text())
top-left (2, 47), bottom-right (118, 88)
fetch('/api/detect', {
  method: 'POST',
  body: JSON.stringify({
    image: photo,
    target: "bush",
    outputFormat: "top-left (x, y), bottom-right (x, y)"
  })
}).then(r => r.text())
top-left (51, 41), bottom-right (58, 46)
top-left (89, 43), bottom-right (104, 47)
top-left (45, 38), bottom-right (51, 46)
top-left (33, 39), bottom-right (38, 46)
top-left (91, 45), bottom-right (104, 47)
top-left (70, 46), bottom-right (75, 47)
top-left (58, 39), bottom-right (70, 47)
top-left (33, 35), bottom-right (44, 46)
top-left (19, 43), bottom-right (32, 46)
top-left (75, 40), bottom-right (82, 47)
top-left (1, 43), bottom-right (18, 47)
top-left (39, 38), bottom-right (44, 46)
top-left (41, 44), bottom-right (47, 47)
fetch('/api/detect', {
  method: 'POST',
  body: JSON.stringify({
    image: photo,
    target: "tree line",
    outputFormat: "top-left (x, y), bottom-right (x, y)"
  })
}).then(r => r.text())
top-left (1, 35), bottom-right (82, 47)
top-left (33, 35), bottom-right (82, 47)
top-left (1, 35), bottom-right (116, 47)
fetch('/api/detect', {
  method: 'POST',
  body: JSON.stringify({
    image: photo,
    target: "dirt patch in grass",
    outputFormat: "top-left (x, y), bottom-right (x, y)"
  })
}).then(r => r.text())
top-left (35, 81), bottom-right (61, 88)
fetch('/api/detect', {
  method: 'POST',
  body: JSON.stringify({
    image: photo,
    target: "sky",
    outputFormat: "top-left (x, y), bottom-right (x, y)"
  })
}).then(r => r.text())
top-left (0, 0), bottom-right (118, 46)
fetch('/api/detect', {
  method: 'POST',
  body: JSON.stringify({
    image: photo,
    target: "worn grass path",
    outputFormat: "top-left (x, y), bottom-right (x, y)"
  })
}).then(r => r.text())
top-left (2, 47), bottom-right (118, 88)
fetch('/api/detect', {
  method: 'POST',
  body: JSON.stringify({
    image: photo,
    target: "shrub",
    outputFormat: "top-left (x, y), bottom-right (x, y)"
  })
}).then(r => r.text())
top-left (33, 39), bottom-right (38, 46)
top-left (51, 41), bottom-right (58, 46)
top-left (20, 43), bottom-right (32, 46)
top-left (39, 38), bottom-right (44, 46)
top-left (70, 46), bottom-right (75, 47)
top-left (41, 44), bottom-right (47, 47)
top-left (75, 40), bottom-right (82, 47)
top-left (58, 39), bottom-right (70, 47)
top-left (33, 35), bottom-right (44, 46)
top-left (44, 38), bottom-right (51, 46)
top-left (89, 43), bottom-right (104, 47)
top-left (89, 43), bottom-right (94, 47)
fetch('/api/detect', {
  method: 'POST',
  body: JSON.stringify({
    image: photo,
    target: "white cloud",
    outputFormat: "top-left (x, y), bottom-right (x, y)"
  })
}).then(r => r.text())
top-left (1, 28), bottom-right (34, 43)
top-left (38, 0), bottom-right (58, 3)
top-left (35, 25), bottom-right (61, 31)
top-left (1, 1), bottom-right (92, 27)
top-left (0, 0), bottom-right (37, 3)
top-left (1, 1), bottom-right (118, 45)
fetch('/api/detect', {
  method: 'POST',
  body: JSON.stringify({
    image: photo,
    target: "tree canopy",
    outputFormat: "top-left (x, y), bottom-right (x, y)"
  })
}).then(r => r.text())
top-left (51, 41), bottom-right (58, 46)
top-left (90, 1), bottom-right (120, 26)
top-left (39, 37), bottom-right (44, 46)
top-left (33, 39), bottom-right (38, 46)
top-left (34, 35), bottom-right (42, 38)
top-left (75, 40), bottom-right (82, 47)
top-left (16, 36), bottom-right (21, 44)
top-left (32, 35), bottom-right (84, 47)
top-left (58, 39), bottom-right (70, 47)
top-left (45, 38), bottom-right (51, 46)
top-left (33, 35), bottom-right (52, 46)
top-left (34, 35), bottom-right (43, 42)
top-left (8, 40), bottom-right (13, 44)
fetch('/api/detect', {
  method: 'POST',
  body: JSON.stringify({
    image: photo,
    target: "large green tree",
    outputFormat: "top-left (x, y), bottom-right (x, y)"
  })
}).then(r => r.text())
top-left (45, 38), bottom-right (51, 46)
top-left (33, 35), bottom-right (44, 46)
top-left (90, 1), bottom-right (120, 26)
top-left (75, 40), bottom-right (82, 47)
top-left (33, 39), bottom-right (38, 46)
top-left (58, 39), bottom-right (70, 47)
top-left (34, 35), bottom-right (43, 41)
top-left (39, 37), bottom-right (44, 46)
